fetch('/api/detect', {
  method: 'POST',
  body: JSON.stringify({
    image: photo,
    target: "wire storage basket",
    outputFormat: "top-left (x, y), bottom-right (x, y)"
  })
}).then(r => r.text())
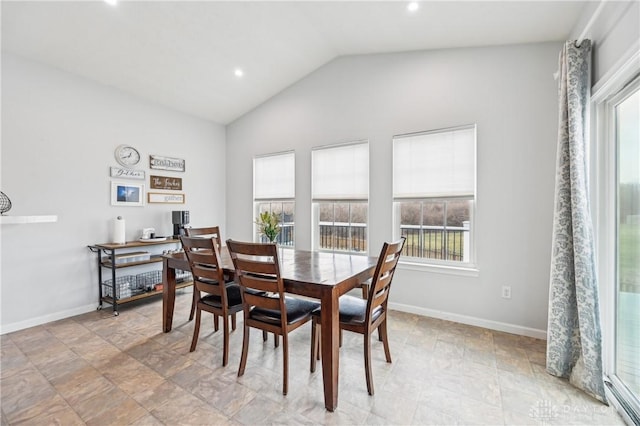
top-left (176, 269), bottom-right (193, 283)
top-left (103, 275), bottom-right (136, 299)
top-left (136, 270), bottom-right (162, 291)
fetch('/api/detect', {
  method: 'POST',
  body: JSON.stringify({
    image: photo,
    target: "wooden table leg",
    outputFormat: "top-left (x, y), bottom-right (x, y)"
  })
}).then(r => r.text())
top-left (163, 258), bottom-right (176, 333)
top-left (320, 289), bottom-right (340, 411)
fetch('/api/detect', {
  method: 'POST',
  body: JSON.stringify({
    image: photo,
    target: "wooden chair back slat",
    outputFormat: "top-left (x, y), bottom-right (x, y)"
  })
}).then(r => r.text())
top-left (185, 226), bottom-right (222, 244)
top-left (244, 293), bottom-right (281, 310)
top-left (233, 257), bottom-right (279, 276)
top-left (365, 238), bottom-right (406, 323)
top-left (181, 235), bottom-right (226, 297)
top-left (239, 274), bottom-right (279, 294)
top-left (226, 239), bottom-right (286, 319)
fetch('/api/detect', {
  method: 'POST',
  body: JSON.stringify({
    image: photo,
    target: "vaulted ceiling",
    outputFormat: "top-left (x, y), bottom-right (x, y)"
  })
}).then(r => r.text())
top-left (1, 1), bottom-right (588, 124)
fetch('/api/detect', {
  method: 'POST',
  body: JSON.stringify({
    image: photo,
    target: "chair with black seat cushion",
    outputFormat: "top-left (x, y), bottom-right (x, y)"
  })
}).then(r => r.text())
top-left (184, 227), bottom-right (225, 323)
top-left (310, 237), bottom-right (406, 395)
top-left (226, 239), bottom-right (320, 395)
top-left (181, 235), bottom-right (241, 367)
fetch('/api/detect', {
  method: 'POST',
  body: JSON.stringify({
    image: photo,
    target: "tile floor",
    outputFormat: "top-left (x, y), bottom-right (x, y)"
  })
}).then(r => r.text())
top-left (0, 290), bottom-right (627, 425)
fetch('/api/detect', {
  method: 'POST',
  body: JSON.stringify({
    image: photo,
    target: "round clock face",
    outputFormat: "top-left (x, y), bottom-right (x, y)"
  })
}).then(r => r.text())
top-left (115, 145), bottom-right (141, 168)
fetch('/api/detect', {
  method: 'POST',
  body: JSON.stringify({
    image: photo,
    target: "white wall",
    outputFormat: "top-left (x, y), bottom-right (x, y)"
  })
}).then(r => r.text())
top-left (226, 43), bottom-right (562, 337)
top-left (1, 53), bottom-right (226, 333)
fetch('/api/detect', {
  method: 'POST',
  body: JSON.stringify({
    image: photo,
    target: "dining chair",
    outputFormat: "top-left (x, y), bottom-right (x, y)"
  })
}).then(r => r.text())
top-left (226, 239), bottom-right (320, 395)
top-left (184, 226), bottom-right (231, 328)
top-left (181, 235), bottom-right (241, 366)
top-left (310, 237), bottom-right (406, 395)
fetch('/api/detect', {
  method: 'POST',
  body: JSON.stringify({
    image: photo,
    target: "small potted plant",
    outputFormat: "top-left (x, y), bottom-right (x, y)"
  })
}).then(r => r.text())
top-left (256, 211), bottom-right (280, 243)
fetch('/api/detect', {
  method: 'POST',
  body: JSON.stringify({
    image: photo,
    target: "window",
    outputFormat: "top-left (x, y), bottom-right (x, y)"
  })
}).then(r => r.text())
top-left (597, 75), bottom-right (640, 420)
top-left (613, 79), bottom-right (640, 418)
top-left (393, 125), bottom-right (476, 265)
top-left (253, 152), bottom-right (295, 247)
top-left (312, 142), bottom-right (369, 253)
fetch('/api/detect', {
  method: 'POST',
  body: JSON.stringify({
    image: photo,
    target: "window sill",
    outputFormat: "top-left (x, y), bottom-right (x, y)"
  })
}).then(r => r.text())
top-left (398, 260), bottom-right (479, 277)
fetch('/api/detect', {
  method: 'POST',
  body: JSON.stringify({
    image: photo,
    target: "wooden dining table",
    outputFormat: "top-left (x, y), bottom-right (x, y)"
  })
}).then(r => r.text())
top-left (162, 246), bottom-right (378, 412)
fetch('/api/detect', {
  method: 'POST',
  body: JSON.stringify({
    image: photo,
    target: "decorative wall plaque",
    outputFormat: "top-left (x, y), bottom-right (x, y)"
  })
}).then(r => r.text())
top-left (150, 175), bottom-right (182, 190)
top-left (110, 167), bottom-right (145, 180)
top-left (149, 155), bottom-right (185, 172)
top-left (147, 192), bottom-right (185, 204)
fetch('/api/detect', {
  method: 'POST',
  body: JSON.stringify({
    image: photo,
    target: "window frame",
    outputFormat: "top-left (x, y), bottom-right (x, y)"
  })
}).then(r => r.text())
top-left (312, 200), bottom-right (369, 254)
top-left (253, 151), bottom-right (295, 248)
top-left (392, 124), bottom-right (477, 270)
top-left (311, 141), bottom-right (369, 254)
top-left (594, 71), bottom-right (640, 423)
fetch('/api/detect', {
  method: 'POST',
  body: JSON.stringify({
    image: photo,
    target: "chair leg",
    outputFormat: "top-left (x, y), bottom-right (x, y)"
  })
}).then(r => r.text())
top-left (274, 334), bottom-right (279, 348)
top-left (262, 330), bottom-right (268, 342)
top-left (380, 319), bottom-right (392, 363)
top-left (189, 288), bottom-right (198, 321)
top-left (310, 319), bottom-right (319, 372)
top-left (189, 307), bottom-right (201, 352)
top-left (231, 313), bottom-right (237, 331)
top-left (213, 314), bottom-right (219, 332)
top-left (222, 315), bottom-right (230, 366)
top-left (282, 333), bottom-right (289, 395)
top-left (364, 333), bottom-right (374, 395)
top-left (238, 325), bottom-right (250, 377)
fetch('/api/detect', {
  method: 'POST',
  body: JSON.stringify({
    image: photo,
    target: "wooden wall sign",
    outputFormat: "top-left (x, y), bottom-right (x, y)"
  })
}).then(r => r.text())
top-left (110, 167), bottom-right (145, 180)
top-left (148, 192), bottom-right (185, 204)
top-left (150, 175), bottom-right (182, 190)
top-left (149, 155), bottom-right (185, 172)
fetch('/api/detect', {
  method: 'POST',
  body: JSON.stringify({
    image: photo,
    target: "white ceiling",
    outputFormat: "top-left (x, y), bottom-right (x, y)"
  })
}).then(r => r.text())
top-left (1, 1), bottom-right (588, 124)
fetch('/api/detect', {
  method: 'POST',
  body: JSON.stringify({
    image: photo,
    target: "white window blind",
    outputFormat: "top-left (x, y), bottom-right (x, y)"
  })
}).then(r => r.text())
top-left (253, 152), bottom-right (295, 200)
top-left (393, 126), bottom-right (476, 199)
top-left (312, 142), bottom-right (369, 200)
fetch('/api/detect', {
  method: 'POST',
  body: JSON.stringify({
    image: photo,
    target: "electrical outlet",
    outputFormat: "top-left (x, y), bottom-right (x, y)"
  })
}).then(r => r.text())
top-left (501, 286), bottom-right (511, 299)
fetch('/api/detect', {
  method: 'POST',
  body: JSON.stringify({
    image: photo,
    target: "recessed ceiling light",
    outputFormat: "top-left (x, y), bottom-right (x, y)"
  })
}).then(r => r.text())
top-left (104, 0), bottom-right (118, 6)
top-left (407, 2), bottom-right (419, 13)
top-left (234, 68), bottom-right (244, 78)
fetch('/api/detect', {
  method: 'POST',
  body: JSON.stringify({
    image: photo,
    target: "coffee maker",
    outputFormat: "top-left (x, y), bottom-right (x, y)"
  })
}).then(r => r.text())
top-left (172, 210), bottom-right (190, 238)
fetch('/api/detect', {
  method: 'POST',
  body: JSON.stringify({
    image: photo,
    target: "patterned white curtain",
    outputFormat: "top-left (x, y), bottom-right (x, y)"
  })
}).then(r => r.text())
top-left (547, 40), bottom-right (607, 403)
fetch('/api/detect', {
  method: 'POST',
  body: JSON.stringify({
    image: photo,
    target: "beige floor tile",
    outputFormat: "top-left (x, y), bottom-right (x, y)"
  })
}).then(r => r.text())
top-left (84, 397), bottom-right (148, 426)
top-left (150, 392), bottom-right (229, 425)
top-left (127, 413), bottom-right (164, 426)
top-left (131, 380), bottom-right (185, 412)
top-left (0, 292), bottom-right (625, 426)
top-left (369, 388), bottom-right (418, 424)
top-left (52, 366), bottom-right (115, 406)
top-left (412, 404), bottom-right (459, 425)
top-left (1, 369), bottom-right (63, 424)
top-left (13, 406), bottom-right (84, 426)
top-left (0, 345), bottom-right (33, 380)
top-left (71, 386), bottom-right (146, 425)
top-left (45, 319), bottom-right (91, 345)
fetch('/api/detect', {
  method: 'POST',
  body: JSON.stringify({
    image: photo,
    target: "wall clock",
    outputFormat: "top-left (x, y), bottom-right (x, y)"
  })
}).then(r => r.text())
top-left (114, 145), bottom-right (141, 168)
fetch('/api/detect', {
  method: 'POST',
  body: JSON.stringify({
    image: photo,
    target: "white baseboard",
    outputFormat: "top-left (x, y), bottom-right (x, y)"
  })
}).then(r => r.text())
top-left (0, 303), bottom-right (97, 335)
top-left (388, 302), bottom-right (548, 340)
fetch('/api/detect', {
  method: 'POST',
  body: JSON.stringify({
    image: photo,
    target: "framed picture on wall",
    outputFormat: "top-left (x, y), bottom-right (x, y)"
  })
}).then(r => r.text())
top-left (111, 182), bottom-right (145, 207)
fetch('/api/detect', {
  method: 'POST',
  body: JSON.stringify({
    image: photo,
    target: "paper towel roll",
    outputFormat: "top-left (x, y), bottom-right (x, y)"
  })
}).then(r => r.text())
top-left (113, 216), bottom-right (126, 244)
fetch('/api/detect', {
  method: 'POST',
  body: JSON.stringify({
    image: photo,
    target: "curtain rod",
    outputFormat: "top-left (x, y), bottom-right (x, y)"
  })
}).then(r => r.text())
top-left (576, 0), bottom-right (607, 47)
top-left (554, 0), bottom-right (607, 79)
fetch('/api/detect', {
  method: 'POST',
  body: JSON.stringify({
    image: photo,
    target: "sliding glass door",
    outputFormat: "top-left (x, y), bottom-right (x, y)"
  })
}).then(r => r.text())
top-left (612, 77), bottom-right (640, 420)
